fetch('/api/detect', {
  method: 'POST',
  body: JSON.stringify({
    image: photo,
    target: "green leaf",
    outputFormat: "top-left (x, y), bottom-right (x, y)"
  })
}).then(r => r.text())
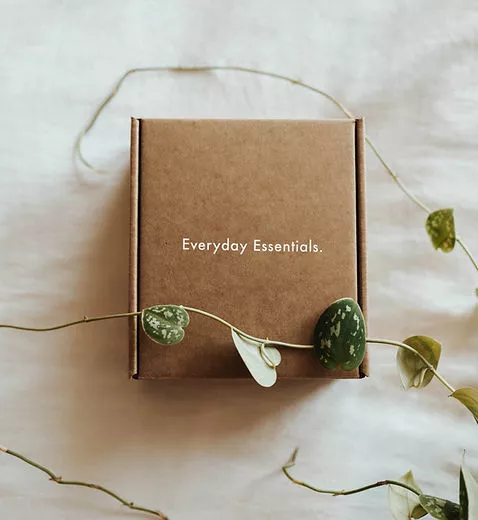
top-left (418, 495), bottom-right (461, 520)
top-left (413, 504), bottom-right (429, 519)
top-left (426, 208), bottom-right (456, 252)
top-left (388, 471), bottom-right (427, 520)
top-left (397, 336), bottom-right (442, 390)
top-left (141, 305), bottom-right (190, 345)
top-left (460, 459), bottom-right (478, 520)
top-left (451, 388), bottom-right (478, 423)
top-left (231, 330), bottom-right (281, 388)
top-left (313, 298), bottom-right (366, 371)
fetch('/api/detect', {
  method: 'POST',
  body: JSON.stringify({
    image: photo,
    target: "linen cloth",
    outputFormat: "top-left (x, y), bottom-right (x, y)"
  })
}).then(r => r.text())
top-left (0, 1), bottom-right (477, 518)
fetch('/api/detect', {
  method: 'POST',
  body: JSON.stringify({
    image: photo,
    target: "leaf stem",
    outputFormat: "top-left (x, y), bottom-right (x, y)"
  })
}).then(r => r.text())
top-left (0, 311), bottom-right (142, 332)
top-left (0, 446), bottom-right (168, 518)
top-left (456, 236), bottom-right (478, 273)
top-left (364, 137), bottom-right (431, 213)
top-left (282, 448), bottom-right (419, 497)
top-left (181, 306), bottom-right (313, 349)
top-left (367, 337), bottom-right (456, 393)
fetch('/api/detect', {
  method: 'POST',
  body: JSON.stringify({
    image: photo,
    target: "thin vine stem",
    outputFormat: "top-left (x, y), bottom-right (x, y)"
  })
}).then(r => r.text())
top-left (182, 306), bottom-right (312, 349)
top-left (456, 236), bottom-right (478, 273)
top-left (364, 137), bottom-right (431, 213)
top-left (0, 306), bottom-right (311, 349)
top-left (367, 337), bottom-right (456, 393)
top-left (282, 448), bottom-right (420, 497)
top-left (74, 65), bottom-right (354, 169)
top-left (0, 311), bottom-right (142, 332)
top-left (0, 447), bottom-right (168, 518)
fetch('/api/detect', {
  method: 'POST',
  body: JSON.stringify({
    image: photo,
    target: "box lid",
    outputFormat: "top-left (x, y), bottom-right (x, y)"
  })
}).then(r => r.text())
top-left (130, 118), bottom-right (367, 380)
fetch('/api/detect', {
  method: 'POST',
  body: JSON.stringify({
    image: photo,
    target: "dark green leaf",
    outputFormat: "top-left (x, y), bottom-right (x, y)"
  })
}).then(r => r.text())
top-left (460, 464), bottom-right (468, 520)
top-left (426, 209), bottom-right (456, 252)
top-left (418, 495), bottom-right (460, 520)
top-left (141, 305), bottom-right (190, 345)
top-left (451, 388), bottom-right (478, 423)
top-left (460, 460), bottom-right (478, 520)
top-left (397, 336), bottom-right (442, 390)
top-left (412, 504), bottom-right (429, 519)
top-left (313, 298), bottom-right (366, 371)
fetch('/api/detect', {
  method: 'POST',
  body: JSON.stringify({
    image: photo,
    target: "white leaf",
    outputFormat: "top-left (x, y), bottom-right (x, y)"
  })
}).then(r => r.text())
top-left (231, 330), bottom-right (281, 388)
top-left (388, 471), bottom-right (425, 520)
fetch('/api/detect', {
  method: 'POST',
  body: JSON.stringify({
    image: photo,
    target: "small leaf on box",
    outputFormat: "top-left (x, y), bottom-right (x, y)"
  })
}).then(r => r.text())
top-left (397, 336), bottom-right (441, 390)
top-left (231, 330), bottom-right (281, 388)
top-left (313, 298), bottom-right (366, 371)
top-left (141, 305), bottom-right (190, 345)
top-left (388, 470), bottom-right (427, 520)
top-left (459, 459), bottom-right (478, 520)
top-left (426, 209), bottom-right (456, 252)
top-left (418, 495), bottom-right (460, 520)
top-left (451, 388), bottom-right (478, 423)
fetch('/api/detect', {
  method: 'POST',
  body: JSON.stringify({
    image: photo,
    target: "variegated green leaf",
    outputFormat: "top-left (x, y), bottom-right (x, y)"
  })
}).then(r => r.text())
top-left (313, 298), bottom-right (366, 371)
top-left (426, 208), bottom-right (456, 252)
top-left (451, 388), bottom-right (478, 423)
top-left (418, 495), bottom-right (460, 520)
top-left (388, 471), bottom-right (427, 520)
top-left (141, 305), bottom-right (190, 345)
top-left (413, 504), bottom-right (429, 519)
top-left (397, 336), bottom-right (441, 390)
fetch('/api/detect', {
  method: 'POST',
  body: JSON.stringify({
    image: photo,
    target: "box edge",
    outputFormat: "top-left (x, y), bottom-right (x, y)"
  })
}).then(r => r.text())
top-left (355, 118), bottom-right (369, 378)
top-left (129, 117), bottom-right (140, 379)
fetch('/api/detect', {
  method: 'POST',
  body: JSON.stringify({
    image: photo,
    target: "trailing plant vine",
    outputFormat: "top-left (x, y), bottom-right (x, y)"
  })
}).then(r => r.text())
top-left (75, 65), bottom-right (478, 290)
top-left (1, 65), bottom-right (476, 519)
top-left (0, 446), bottom-right (167, 518)
top-left (282, 448), bottom-right (476, 520)
top-left (2, 297), bottom-right (478, 518)
top-left (2, 299), bottom-right (477, 417)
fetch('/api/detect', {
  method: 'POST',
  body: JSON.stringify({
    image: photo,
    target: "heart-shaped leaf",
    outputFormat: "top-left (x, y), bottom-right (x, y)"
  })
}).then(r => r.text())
top-left (231, 330), bottom-right (281, 387)
top-left (141, 305), bottom-right (190, 345)
top-left (388, 471), bottom-right (427, 520)
top-left (397, 336), bottom-right (441, 390)
top-left (418, 495), bottom-right (460, 520)
top-left (426, 209), bottom-right (456, 252)
top-left (313, 298), bottom-right (366, 371)
top-left (451, 388), bottom-right (478, 423)
top-left (460, 459), bottom-right (478, 520)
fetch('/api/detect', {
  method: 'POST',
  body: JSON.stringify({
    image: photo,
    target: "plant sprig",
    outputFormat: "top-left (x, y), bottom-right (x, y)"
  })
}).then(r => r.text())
top-left (0, 446), bottom-right (167, 518)
top-left (3, 299), bottom-right (476, 517)
top-left (2, 299), bottom-right (476, 420)
top-left (2, 299), bottom-right (477, 516)
top-left (282, 448), bottom-right (474, 520)
top-left (75, 65), bottom-right (478, 288)
top-left (282, 448), bottom-right (420, 497)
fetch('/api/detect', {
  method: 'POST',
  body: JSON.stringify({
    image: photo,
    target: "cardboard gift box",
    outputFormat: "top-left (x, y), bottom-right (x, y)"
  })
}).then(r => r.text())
top-left (129, 118), bottom-right (368, 380)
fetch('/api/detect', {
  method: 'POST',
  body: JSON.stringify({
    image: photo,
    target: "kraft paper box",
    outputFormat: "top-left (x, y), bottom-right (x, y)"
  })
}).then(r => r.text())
top-left (129, 118), bottom-right (368, 380)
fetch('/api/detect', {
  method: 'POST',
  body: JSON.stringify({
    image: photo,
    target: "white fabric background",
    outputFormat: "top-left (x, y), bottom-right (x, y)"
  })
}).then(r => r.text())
top-left (1, 1), bottom-right (477, 518)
